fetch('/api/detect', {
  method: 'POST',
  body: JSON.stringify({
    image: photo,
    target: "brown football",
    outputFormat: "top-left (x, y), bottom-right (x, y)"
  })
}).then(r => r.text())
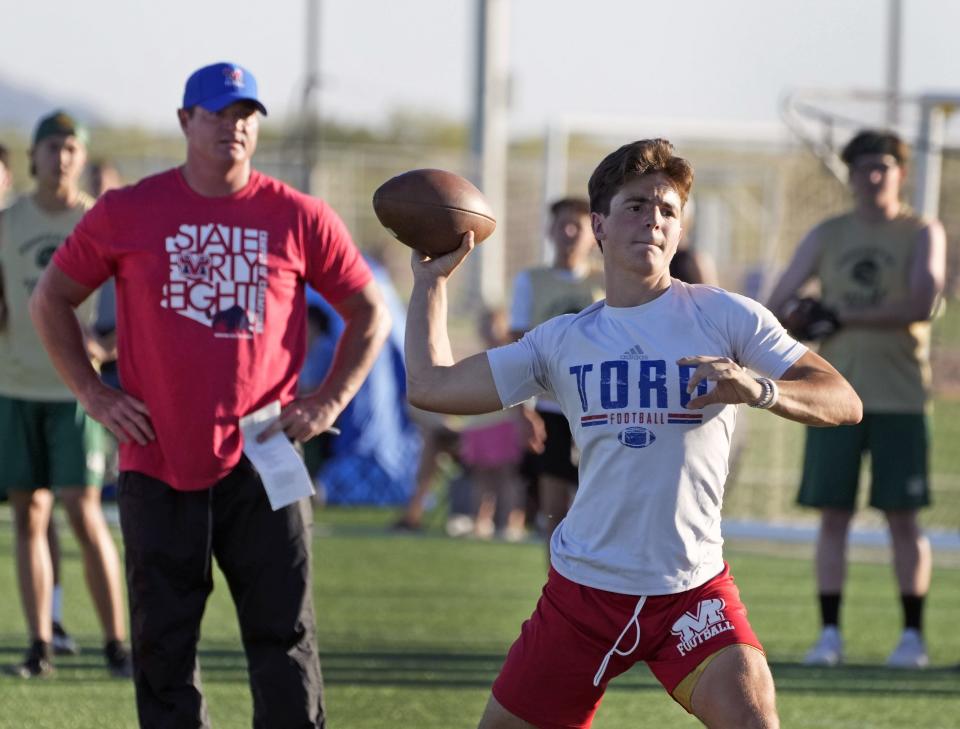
top-left (372, 169), bottom-right (497, 257)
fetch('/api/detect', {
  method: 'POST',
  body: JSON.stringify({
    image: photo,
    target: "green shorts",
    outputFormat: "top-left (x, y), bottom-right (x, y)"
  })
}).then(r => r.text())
top-left (797, 412), bottom-right (929, 511)
top-left (0, 395), bottom-right (106, 494)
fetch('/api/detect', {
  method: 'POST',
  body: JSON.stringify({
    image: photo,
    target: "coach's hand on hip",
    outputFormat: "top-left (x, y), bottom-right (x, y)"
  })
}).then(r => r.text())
top-left (82, 381), bottom-right (155, 445)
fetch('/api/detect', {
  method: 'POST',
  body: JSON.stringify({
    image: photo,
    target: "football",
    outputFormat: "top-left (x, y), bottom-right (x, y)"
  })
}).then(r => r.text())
top-left (372, 169), bottom-right (497, 257)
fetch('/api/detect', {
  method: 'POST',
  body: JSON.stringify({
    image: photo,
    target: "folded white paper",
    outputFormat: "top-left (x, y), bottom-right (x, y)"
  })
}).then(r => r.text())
top-left (240, 401), bottom-right (315, 511)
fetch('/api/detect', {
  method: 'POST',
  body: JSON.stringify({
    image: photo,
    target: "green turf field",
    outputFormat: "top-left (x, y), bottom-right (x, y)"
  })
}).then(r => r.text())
top-left (722, 395), bottom-right (960, 530)
top-left (696, 302), bottom-right (960, 531)
top-left (0, 508), bottom-right (956, 729)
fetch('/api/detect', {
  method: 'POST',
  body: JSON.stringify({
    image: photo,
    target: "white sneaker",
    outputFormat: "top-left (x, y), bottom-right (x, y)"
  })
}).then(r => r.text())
top-left (498, 526), bottom-right (527, 543)
top-left (445, 515), bottom-right (475, 538)
top-left (886, 629), bottom-right (929, 669)
top-left (803, 626), bottom-right (843, 666)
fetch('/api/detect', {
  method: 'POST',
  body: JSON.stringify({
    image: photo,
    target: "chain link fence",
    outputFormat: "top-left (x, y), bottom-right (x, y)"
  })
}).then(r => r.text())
top-left (8, 130), bottom-right (955, 530)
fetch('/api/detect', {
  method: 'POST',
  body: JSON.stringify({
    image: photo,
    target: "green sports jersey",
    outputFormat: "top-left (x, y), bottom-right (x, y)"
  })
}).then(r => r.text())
top-left (0, 192), bottom-right (95, 400)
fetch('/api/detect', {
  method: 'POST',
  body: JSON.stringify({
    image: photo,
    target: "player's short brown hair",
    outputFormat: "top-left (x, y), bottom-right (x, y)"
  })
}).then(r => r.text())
top-left (841, 130), bottom-right (910, 167)
top-left (588, 139), bottom-right (694, 215)
top-left (549, 197), bottom-right (590, 219)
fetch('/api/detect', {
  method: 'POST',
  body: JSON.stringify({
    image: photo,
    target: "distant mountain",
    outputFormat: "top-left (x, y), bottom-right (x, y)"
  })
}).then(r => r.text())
top-left (0, 75), bottom-right (103, 135)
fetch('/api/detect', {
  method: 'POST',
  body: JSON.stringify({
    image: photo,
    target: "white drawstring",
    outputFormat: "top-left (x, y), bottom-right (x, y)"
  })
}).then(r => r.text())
top-left (592, 596), bottom-right (647, 687)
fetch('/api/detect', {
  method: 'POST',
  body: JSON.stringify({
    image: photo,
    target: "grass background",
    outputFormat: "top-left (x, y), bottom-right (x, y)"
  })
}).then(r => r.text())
top-left (0, 508), bottom-right (956, 729)
top-left (722, 397), bottom-right (960, 530)
top-left (720, 299), bottom-right (960, 530)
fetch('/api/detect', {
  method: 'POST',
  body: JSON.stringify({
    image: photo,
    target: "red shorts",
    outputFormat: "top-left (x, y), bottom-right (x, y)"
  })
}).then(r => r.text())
top-left (491, 563), bottom-right (762, 729)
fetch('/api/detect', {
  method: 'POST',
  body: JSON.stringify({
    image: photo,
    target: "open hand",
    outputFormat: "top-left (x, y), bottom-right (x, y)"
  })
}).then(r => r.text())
top-left (677, 355), bottom-right (764, 409)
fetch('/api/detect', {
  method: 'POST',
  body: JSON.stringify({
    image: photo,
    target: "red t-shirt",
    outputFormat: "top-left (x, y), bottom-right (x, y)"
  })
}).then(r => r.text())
top-left (54, 168), bottom-right (372, 491)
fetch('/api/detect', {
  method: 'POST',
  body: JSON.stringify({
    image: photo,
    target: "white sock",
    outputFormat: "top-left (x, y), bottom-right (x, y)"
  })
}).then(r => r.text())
top-left (52, 586), bottom-right (64, 624)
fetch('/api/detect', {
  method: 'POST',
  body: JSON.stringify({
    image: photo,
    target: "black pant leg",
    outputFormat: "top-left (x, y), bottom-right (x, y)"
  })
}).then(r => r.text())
top-left (118, 471), bottom-right (214, 729)
top-left (211, 459), bottom-right (324, 729)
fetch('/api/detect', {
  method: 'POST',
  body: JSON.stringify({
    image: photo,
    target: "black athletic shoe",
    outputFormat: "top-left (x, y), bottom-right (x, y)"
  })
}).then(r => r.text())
top-left (390, 517), bottom-right (423, 533)
top-left (104, 640), bottom-right (132, 678)
top-left (10, 640), bottom-right (54, 679)
top-left (52, 621), bottom-right (79, 656)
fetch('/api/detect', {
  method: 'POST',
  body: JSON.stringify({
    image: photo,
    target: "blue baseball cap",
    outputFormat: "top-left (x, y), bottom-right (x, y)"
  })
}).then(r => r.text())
top-left (182, 62), bottom-right (268, 116)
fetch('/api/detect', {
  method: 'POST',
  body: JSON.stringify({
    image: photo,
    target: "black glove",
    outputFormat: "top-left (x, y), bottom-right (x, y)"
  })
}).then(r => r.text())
top-left (781, 297), bottom-right (841, 341)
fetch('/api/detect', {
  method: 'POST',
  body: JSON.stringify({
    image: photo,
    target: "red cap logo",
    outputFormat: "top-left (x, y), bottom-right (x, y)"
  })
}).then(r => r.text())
top-left (223, 67), bottom-right (244, 88)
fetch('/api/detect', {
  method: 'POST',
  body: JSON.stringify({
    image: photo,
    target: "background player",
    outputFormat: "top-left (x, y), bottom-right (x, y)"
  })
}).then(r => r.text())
top-left (509, 197), bottom-right (603, 550)
top-left (0, 111), bottom-right (129, 678)
top-left (767, 129), bottom-right (946, 669)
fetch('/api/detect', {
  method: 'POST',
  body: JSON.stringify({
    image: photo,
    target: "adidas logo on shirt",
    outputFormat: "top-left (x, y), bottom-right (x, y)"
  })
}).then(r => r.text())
top-left (620, 345), bottom-right (646, 360)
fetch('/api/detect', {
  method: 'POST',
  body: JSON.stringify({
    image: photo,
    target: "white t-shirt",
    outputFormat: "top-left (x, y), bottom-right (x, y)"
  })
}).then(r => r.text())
top-left (487, 282), bottom-right (807, 595)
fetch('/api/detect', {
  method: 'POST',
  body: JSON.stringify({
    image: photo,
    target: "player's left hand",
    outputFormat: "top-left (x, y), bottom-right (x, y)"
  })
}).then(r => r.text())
top-left (677, 355), bottom-right (764, 409)
top-left (256, 394), bottom-right (339, 443)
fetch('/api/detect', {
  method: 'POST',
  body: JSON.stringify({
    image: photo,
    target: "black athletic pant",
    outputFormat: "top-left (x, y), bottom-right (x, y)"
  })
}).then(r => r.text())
top-left (118, 458), bottom-right (324, 729)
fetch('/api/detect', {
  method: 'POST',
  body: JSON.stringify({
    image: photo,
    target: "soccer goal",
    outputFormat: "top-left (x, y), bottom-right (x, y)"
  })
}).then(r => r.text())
top-left (781, 86), bottom-right (960, 219)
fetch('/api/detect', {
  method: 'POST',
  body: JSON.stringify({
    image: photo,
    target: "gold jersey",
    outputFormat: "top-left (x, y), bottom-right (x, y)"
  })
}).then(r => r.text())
top-left (526, 267), bottom-right (605, 327)
top-left (816, 210), bottom-right (931, 413)
top-left (0, 193), bottom-right (95, 400)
